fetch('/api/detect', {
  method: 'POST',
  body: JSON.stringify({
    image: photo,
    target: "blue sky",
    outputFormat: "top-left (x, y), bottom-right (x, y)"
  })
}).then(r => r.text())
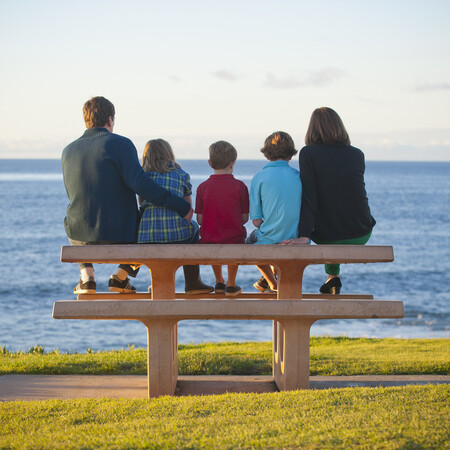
top-left (0, 0), bottom-right (449, 160)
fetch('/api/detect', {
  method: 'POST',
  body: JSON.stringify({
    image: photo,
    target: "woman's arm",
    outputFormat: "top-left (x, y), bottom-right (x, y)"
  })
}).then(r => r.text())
top-left (280, 236), bottom-right (309, 245)
top-left (298, 148), bottom-right (317, 238)
top-left (252, 218), bottom-right (263, 228)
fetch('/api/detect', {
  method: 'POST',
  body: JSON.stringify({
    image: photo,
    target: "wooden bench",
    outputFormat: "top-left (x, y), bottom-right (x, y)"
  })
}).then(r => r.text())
top-left (53, 244), bottom-right (404, 397)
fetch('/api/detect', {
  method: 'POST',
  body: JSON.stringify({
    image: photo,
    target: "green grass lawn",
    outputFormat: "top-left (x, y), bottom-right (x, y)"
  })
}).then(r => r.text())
top-left (1, 338), bottom-right (449, 448)
top-left (1, 385), bottom-right (448, 448)
top-left (1, 337), bottom-right (449, 376)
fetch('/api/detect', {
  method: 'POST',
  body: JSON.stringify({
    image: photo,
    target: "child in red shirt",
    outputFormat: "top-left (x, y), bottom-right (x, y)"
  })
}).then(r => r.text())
top-left (195, 141), bottom-right (249, 296)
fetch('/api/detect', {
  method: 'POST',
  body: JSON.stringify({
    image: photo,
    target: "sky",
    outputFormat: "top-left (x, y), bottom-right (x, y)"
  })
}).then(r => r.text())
top-left (0, 0), bottom-right (449, 161)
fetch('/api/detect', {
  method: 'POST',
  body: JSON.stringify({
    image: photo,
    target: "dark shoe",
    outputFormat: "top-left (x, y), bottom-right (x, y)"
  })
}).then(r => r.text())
top-left (225, 285), bottom-right (242, 297)
top-left (74, 278), bottom-right (96, 294)
top-left (108, 275), bottom-right (136, 293)
top-left (183, 265), bottom-right (214, 294)
top-left (185, 281), bottom-right (214, 294)
top-left (214, 282), bottom-right (226, 294)
top-left (253, 277), bottom-right (277, 293)
top-left (319, 277), bottom-right (342, 295)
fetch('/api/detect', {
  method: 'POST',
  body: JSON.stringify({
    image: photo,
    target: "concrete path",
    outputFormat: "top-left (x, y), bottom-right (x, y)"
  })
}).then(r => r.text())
top-left (1, 375), bottom-right (448, 401)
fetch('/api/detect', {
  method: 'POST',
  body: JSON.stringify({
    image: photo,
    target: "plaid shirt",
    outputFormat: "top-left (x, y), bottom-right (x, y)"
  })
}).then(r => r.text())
top-left (138, 166), bottom-right (194, 243)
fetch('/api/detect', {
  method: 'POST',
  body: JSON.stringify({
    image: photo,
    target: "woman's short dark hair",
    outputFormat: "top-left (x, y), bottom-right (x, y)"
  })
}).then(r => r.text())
top-left (83, 96), bottom-right (115, 128)
top-left (261, 131), bottom-right (297, 161)
top-left (305, 107), bottom-right (350, 146)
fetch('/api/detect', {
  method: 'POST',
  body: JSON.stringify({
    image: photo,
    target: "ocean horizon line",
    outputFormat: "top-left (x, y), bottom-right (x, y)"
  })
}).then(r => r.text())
top-left (1, 158), bottom-right (450, 164)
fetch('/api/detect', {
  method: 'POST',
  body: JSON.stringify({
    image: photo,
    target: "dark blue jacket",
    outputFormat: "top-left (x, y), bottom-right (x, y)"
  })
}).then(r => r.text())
top-left (62, 128), bottom-right (190, 242)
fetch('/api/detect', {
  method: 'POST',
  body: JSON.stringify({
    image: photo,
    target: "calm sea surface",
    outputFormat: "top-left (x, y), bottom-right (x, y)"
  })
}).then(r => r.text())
top-left (0, 159), bottom-right (449, 352)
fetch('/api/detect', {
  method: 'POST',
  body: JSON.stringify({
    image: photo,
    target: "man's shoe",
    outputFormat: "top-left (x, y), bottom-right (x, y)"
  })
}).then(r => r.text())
top-left (225, 285), bottom-right (242, 297)
top-left (253, 277), bottom-right (277, 293)
top-left (214, 282), bottom-right (226, 294)
top-left (319, 277), bottom-right (342, 295)
top-left (108, 275), bottom-right (136, 293)
top-left (74, 278), bottom-right (96, 294)
top-left (185, 281), bottom-right (214, 295)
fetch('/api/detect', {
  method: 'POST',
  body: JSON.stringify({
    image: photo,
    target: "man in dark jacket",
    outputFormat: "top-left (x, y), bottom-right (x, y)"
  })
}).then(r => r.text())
top-left (62, 96), bottom-right (193, 294)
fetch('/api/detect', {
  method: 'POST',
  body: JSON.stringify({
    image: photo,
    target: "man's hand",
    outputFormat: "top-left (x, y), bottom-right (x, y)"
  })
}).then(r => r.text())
top-left (184, 207), bottom-right (194, 223)
top-left (280, 237), bottom-right (310, 245)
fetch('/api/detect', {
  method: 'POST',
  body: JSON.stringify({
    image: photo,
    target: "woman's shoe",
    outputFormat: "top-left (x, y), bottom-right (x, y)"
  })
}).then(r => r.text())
top-left (319, 277), bottom-right (342, 295)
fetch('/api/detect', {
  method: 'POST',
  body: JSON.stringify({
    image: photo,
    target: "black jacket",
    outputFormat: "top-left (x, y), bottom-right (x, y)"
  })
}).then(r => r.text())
top-left (298, 144), bottom-right (375, 241)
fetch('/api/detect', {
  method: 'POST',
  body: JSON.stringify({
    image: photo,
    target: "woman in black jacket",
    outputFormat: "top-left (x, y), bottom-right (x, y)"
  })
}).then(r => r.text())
top-left (283, 107), bottom-right (375, 294)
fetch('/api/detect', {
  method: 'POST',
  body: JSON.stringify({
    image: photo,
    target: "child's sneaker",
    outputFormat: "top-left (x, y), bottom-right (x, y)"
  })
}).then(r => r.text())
top-left (253, 277), bottom-right (277, 293)
top-left (74, 277), bottom-right (96, 294)
top-left (225, 285), bottom-right (242, 297)
top-left (214, 282), bottom-right (226, 294)
top-left (108, 275), bottom-right (136, 293)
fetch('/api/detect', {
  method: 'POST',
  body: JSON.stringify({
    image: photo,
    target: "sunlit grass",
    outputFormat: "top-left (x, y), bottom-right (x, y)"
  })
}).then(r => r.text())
top-left (1, 385), bottom-right (448, 448)
top-left (1, 338), bottom-right (448, 376)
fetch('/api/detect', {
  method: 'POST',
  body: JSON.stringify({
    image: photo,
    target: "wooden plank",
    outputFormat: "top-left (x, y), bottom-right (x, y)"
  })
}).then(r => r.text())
top-left (60, 244), bottom-right (394, 265)
top-left (53, 299), bottom-right (404, 321)
top-left (76, 292), bottom-right (374, 300)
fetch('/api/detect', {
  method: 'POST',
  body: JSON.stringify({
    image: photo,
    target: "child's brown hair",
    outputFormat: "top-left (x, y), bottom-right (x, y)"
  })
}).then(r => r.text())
top-left (209, 141), bottom-right (237, 169)
top-left (261, 131), bottom-right (297, 161)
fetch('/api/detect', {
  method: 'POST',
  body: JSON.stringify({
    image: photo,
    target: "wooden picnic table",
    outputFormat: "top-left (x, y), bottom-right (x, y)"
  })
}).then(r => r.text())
top-left (53, 244), bottom-right (404, 397)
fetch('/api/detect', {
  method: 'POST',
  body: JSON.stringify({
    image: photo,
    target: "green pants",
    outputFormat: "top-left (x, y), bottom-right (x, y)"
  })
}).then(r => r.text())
top-left (312, 231), bottom-right (372, 275)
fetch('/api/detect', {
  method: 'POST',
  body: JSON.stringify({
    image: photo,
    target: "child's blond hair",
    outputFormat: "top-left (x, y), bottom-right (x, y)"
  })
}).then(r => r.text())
top-left (142, 139), bottom-right (180, 173)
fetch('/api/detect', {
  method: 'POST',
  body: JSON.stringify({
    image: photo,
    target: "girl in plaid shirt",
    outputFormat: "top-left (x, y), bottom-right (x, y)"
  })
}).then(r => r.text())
top-left (137, 139), bottom-right (213, 293)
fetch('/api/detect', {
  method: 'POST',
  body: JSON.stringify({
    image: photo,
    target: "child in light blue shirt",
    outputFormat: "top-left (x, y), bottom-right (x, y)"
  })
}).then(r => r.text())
top-left (248, 131), bottom-right (301, 292)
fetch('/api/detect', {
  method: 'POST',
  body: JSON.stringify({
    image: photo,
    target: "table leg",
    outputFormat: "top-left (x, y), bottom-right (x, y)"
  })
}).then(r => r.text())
top-left (143, 318), bottom-right (178, 398)
top-left (275, 262), bottom-right (307, 300)
top-left (145, 262), bottom-right (178, 300)
top-left (273, 318), bottom-right (315, 391)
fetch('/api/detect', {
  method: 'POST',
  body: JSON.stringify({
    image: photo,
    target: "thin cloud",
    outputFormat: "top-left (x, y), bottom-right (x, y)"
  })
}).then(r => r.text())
top-left (264, 67), bottom-right (347, 89)
top-left (168, 74), bottom-right (182, 82)
top-left (409, 82), bottom-right (450, 93)
top-left (211, 69), bottom-right (240, 82)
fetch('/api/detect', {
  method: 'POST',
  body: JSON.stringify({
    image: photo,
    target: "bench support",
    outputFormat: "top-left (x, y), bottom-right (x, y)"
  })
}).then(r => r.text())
top-left (273, 318), bottom-right (314, 390)
top-left (143, 319), bottom-right (178, 397)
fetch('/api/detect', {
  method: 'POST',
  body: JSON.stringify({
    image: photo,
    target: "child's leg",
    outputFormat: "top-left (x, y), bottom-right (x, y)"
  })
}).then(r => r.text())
top-left (212, 265), bottom-right (224, 284)
top-left (257, 265), bottom-right (277, 290)
top-left (226, 264), bottom-right (239, 287)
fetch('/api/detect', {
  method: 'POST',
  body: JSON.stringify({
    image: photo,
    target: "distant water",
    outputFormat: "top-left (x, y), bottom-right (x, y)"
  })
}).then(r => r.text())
top-left (0, 159), bottom-right (449, 353)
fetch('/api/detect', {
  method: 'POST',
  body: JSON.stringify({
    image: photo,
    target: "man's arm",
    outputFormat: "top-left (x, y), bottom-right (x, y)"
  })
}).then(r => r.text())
top-left (116, 138), bottom-right (191, 218)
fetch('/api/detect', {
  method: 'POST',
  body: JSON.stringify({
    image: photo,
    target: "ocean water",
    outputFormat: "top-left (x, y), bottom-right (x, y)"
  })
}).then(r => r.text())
top-left (0, 159), bottom-right (449, 353)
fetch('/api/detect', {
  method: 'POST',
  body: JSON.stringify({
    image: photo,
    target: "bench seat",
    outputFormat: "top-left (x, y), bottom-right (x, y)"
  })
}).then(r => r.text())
top-left (53, 299), bottom-right (402, 320)
top-left (53, 299), bottom-right (404, 397)
top-left (76, 292), bottom-right (374, 300)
